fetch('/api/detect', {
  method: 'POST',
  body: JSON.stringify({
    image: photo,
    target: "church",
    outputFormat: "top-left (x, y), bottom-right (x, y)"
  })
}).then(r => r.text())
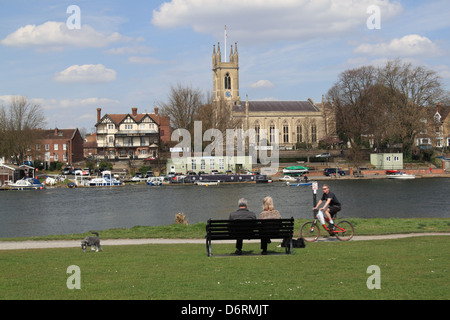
top-left (212, 42), bottom-right (334, 149)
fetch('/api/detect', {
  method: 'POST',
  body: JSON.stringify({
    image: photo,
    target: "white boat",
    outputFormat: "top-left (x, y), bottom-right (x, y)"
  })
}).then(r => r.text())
top-left (146, 176), bottom-right (164, 186)
top-left (89, 171), bottom-right (122, 186)
top-left (279, 175), bottom-right (297, 182)
top-left (386, 172), bottom-right (415, 179)
top-left (8, 178), bottom-right (45, 190)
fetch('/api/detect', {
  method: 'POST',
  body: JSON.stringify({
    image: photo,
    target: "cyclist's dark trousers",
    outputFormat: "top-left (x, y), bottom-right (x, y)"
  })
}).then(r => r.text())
top-left (329, 205), bottom-right (341, 218)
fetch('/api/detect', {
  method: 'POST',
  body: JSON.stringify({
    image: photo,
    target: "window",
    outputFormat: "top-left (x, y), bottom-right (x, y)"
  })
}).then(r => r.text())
top-left (191, 159), bottom-right (197, 171)
top-left (269, 124), bottom-right (276, 144)
top-left (63, 144), bottom-right (67, 151)
top-left (54, 154), bottom-right (59, 161)
top-left (200, 159), bottom-right (206, 170)
top-left (219, 158), bottom-right (225, 170)
top-left (54, 144), bottom-right (59, 151)
top-left (125, 124), bottom-right (133, 130)
top-left (108, 124), bottom-right (115, 130)
top-left (45, 144), bottom-right (49, 151)
top-left (283, 123), bottom-right (289, 143)
top-left (296, 124), bottom-right (302, 143)
top-left (109, 136), bottom-right (114, 144)
top-left (36, 144), bottom-right (41, 151)
top-left (140, 124), bottom-right (145, 130)
top-left (140, 149), bottom-right (148, 155)
top-left (210, 158), bottom-right (215, 170)
top-left (254, 123), bottom-right (260, 144)
top-left (124, 137), bottom-right (133, 146)
top-left (224, 73), bottom-right (231, 90)
top-left (311, 124), bottom-right (317, 143)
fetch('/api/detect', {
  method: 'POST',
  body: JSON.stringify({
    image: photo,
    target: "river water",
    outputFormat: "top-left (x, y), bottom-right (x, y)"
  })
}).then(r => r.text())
top-left (1, 178), bottom-right (449, 238)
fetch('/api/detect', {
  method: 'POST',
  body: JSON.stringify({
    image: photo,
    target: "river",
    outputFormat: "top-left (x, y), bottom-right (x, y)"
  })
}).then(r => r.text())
top-left (0, 178), bottom-right (449, 238)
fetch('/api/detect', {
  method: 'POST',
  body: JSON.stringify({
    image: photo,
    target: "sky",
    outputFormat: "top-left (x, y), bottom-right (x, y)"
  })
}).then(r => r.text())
top-left (1, 0), bottom-right (449, 132)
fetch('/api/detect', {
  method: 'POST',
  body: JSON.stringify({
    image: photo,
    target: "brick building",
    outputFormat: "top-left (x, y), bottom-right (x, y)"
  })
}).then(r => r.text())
top-left (30, 128), bottom-right (84, 165)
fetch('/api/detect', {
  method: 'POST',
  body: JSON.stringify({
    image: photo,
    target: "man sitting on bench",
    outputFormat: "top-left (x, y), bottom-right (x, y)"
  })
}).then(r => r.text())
top-left (229, 198), bottom-right (256, 255)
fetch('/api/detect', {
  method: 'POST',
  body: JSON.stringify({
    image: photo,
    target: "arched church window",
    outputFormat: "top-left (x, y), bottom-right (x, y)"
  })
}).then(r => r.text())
top-left (296, 122), bottom-right (303, 143)
top-left (311, 124), bottom-right (317, 143)
top-left (283, 122), bottom-right (289, 143)
top-left (254, 122), bottom-right (260, 144)
top-left (224, 73), bottom-right (231, 90)
top-left (269, 123), bottom-right (276, 144)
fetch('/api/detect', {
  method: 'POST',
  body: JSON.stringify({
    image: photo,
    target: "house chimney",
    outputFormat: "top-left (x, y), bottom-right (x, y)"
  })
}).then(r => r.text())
top-left (132, 107), bottom-right (138, 117)
top-left (154, 107), bottom-right (159, 115)
top-left (54, 128), bottom-right (58, 136)
top-left (97, 108), bottom-right (101, 123)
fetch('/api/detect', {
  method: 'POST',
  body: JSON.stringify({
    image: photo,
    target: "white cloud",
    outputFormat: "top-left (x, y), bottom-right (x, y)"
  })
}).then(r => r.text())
top-left (0, 21), bottom-right (130, 50)
top-left (152, 0), bottom-right (402, 43)
top-left (354, 34), bottom-right (442, 57)
top-left (33, 97), bottom-right (121, 111)
top-left (54, 64), bottom-right (117, 83)
top-left (249, 80), bottom-right (275, 89)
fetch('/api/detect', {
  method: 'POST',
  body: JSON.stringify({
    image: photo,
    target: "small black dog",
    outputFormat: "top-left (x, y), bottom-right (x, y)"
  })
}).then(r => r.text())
top-left (81, 232), bottom-right (102, 252)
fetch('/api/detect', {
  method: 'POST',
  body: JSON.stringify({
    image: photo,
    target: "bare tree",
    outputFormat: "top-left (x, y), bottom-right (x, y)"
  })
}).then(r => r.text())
top-left (327, 65), bottom-right (380, 162)
top-left (157, 83), bottom-right (204, 134)
top-left (378, 60), bottom-right (443, 158)
top-left (0, 96), bottom-right (46, 163)
top-left (327, 60), bottom-right (444, 161)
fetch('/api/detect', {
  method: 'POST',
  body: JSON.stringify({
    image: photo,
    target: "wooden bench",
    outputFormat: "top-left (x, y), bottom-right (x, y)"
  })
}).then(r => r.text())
top-left (205, 218), bottom-right (294, 256)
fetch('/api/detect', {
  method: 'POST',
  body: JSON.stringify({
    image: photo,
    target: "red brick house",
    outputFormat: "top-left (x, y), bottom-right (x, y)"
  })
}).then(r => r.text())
top-left (30, 128), bottom-right (84, 165)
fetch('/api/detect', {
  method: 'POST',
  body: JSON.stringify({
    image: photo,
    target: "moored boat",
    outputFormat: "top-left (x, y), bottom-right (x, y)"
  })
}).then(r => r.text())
top-left (8, 178), bottom-right (45, 190)
top-left (195, 181), bottom-right (220, 186)
top-left (286, 181), bottom-right (313, 186)
top-left (385, 170), bottom-right (415, 179)
top-left (282, 166), bottom-right (309, 175)
top-left (146, 177), bottom-right (164, 186)
top-left (386, 172), bottom-right (415, 179)
top-left (279, 175), bottom-right (297, 182)
top-left (88, 171), bottom-right (122, 186)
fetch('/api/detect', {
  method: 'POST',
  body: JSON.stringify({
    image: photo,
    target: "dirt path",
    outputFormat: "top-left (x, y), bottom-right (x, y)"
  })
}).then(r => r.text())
top-left (0, 233), bottom-right (448, 250)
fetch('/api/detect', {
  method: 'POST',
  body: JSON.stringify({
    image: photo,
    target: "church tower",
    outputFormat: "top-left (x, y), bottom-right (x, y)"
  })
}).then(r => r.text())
top-left (212, 42), bottom-right (240, 106)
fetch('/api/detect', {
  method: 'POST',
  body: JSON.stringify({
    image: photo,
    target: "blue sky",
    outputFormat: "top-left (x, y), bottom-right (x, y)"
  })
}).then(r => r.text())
top-left (1, 0), bottom-right (449, 132)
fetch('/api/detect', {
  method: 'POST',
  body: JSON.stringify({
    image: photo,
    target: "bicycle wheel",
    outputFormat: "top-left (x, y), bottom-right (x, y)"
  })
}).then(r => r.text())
top-left (335, 220), bottom-right (354, 241)
top-left (300, 221), bottom-right (320, 242)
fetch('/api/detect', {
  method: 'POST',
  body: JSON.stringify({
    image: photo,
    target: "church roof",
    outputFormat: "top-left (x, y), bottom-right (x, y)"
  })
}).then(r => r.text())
top-left (233, 100), bottom-right (320, 113)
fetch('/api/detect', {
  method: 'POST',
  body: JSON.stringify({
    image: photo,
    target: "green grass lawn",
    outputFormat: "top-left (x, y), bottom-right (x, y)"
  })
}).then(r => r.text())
top-left (1, 236), bottom-right (448, 300)
top-left (1, 218), bottom-right (449, 241)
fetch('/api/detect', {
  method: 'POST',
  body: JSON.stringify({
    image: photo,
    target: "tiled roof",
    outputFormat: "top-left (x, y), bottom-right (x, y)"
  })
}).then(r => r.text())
top-left (97, 113), bottom-right (160, 126)
top-left (233, 100), bottom-right (319, 113)
top-left (39, 129), bottom-right (78, 140)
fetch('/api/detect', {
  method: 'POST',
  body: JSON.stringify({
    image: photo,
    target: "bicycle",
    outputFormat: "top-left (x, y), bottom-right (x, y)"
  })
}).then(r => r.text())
top-left (300, 210), bottom-right (354, 242)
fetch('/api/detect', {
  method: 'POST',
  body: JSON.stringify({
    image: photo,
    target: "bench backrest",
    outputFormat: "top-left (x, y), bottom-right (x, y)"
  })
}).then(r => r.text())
top-left (206, 218), bottom-right (294, 240)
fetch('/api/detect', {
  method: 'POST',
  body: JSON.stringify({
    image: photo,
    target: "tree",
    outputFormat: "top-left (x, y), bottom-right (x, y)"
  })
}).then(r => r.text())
top-left (157, 83), bottom-right (204, 134)
top-left (327, 60), bottom-right (444, 161)
top-left (378, 60), bottom-right (443, 159)
top-left (0, 96), bottom-right (46, 163)
top-left (326, 65), bottom-right (381, 162)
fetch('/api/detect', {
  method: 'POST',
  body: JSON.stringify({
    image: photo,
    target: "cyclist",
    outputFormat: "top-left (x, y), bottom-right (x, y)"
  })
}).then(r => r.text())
top-left (313, 184), bottom-right (341, 231)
